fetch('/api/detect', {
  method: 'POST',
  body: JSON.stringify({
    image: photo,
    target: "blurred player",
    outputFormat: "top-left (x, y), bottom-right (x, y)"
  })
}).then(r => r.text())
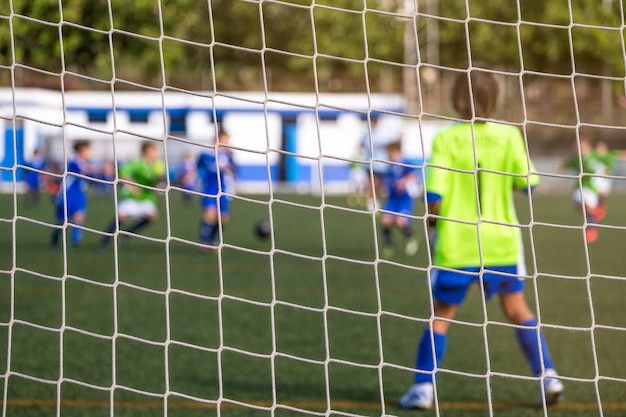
top-left (399, 67), bottom-right (563, 409)
top-left (591, 140), bottom-right (619, 221)
top-left (197, 130), bottom-right (235, 248)
top-left (175, 151), bottom-right (198, 207)
top-left (380, 140), bottom-right (420, 258)
top-left (51, 141), bottom-right (91, 247)
top-left (360, 115), bottom-right (393, 211)
top-left (23, 148), bottom-right (46, 207)
top-left (100, 142), bottom-right (165, 247)
top-left (562, 137), bottom-right (601, 243)
top-left (94, 157), bottom-right (115, 196)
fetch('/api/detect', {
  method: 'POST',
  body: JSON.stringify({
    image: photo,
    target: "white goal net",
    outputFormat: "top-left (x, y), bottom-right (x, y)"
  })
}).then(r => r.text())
top-left (1, 1), bottom-right (625, 416)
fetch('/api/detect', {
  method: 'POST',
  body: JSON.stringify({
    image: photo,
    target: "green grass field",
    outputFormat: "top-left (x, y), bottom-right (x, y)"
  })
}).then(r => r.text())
top-left (1, 190), bottom-right (626, 417)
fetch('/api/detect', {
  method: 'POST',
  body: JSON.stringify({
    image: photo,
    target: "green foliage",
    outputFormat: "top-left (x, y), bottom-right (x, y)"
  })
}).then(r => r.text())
top-left (0, 0), bottom-right (623, 90)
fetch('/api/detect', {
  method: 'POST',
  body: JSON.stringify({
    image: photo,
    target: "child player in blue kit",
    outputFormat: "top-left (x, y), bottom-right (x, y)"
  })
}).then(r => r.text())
top-left (380, 140), bottom-right (420, 258)
top-left (197, 130), bottom-right (235, 248)
top-left (51, 141), bottom-right (91, 247)
top-left (24, 148), bottom-right (46, 207)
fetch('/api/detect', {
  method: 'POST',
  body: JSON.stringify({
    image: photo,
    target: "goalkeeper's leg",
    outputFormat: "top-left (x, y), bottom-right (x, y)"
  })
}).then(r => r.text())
top-left (400, 300), bottom-right (456, 410)
top-left (501, 292), bottom-right (564, 405)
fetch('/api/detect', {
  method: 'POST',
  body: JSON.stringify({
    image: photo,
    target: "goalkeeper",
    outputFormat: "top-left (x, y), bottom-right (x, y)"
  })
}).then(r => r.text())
top-left (399, 67), bottom-right (563, 409)
top-left (100, 141), bottom-right (165, 247)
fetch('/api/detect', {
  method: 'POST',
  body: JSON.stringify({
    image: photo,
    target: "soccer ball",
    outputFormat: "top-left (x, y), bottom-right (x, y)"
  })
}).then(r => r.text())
top-left (254, 219), bottom-right (271, 239)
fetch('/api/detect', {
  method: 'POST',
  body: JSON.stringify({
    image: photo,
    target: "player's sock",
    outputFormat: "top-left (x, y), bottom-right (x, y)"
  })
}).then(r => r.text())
top-left (383, 225), bottom-right (393, 245)
top-left (51, 227), bottom-right (61, 247)
top-left (402, 225), bottom-right (413, 238)
top-left (208, 221), bottom-right (220, 243)
top-left (200, 221), bottom-right (219, 245)
top-left (71, 222), bottom-right (83, 246)
top-left (127, 217), bottom-right (151, 234)
top-left (414, 328), bottom-right (447, 384)
top-left (515, 318), bottom-right (555, 375)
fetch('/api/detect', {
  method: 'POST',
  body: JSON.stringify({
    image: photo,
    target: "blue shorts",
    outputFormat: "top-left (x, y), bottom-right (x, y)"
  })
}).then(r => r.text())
top-left (431, 265), bottom-right (524, 305)
top-left (382, 194), bottom-right (414, 221)
top-left (55, 196), bottom-right (87, 222)
top-left (201, 195), bottom-right (230, 214)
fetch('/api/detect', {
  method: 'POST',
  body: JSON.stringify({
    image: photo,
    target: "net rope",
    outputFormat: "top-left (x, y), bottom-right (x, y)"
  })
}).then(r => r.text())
top-left (1, 1), bottom-right (626, 416)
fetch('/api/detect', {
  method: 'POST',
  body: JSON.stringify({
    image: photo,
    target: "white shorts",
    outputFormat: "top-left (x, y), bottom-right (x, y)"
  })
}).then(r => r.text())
top-left (118, 199), bottom-right (158, 218)
top-left (572, 188), bottom-right (599, 209)
top-left (592, 177), bottom-right (612, 195)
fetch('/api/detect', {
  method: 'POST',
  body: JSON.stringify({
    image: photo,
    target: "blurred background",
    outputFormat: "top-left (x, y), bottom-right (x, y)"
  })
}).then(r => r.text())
top-left (1, 0), bottom-right (626, 191)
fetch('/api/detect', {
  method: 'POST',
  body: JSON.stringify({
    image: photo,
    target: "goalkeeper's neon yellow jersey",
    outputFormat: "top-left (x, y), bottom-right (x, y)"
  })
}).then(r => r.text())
top-left (426, 122), bottom-right (539, 269)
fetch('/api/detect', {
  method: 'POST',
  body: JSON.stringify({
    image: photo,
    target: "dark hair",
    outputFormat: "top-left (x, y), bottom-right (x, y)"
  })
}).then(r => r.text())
top-left (451, 67), bottom-right (499, 120)
top-left (386, 140), bottom-right (402, 152)
top-left (141, 141), bottom-right (156, 154)
top-left (73, 141), bottom-right (90, 153)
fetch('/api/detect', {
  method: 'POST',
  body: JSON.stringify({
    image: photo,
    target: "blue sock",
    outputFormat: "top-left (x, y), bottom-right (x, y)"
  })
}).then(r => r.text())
top-left (515, 318), bottom-right (554, 375)
top-left (200, 221), bottom-right (218, 244)
top-left (71, 222), bottom-right (83, 246)
top-left (414, 328), bottom-right (447, 384)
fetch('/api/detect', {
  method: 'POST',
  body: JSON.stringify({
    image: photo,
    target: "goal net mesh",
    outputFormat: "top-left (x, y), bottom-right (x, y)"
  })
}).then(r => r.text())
top-left (1, 0), bottom-right (625, 416)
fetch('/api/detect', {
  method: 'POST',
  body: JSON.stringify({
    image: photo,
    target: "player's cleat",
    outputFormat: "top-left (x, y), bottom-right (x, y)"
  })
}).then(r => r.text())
top-left (382, 245), bottom-right (395, 259)
top-left (539, 369), bottom-right (564, 406)
top-left (405, 238), bottom-right (419, 256)
top-left (399, 382), bottom-right (434, 410)
top-left (585, 227), bottom-right (599, 244)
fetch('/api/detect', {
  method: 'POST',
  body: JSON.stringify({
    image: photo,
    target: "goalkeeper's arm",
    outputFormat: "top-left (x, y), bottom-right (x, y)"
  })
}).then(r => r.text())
top-left (426, 194), bottom-right (441, 256)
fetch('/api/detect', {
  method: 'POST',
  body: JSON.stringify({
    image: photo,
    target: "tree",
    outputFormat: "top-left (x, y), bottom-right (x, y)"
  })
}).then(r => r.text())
top-left (0, 0), bottom-right (623, 91)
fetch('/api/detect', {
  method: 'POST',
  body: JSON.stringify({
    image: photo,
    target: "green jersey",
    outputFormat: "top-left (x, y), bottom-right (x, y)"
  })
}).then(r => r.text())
top-left (426, 122), bottom-right (539, 269)
top-left (563, 152), bottom-right (602, 192)
top-left (119, 159), bottom-right (165, 202)
top-left (592, 150), bottom-right (618, 174)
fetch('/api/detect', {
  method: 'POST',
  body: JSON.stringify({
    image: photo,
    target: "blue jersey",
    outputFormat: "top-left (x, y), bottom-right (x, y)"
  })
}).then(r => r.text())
top-left (176, 158), bottom-right (197, 190)
top-left (25, 156), bottom-right (46, 189)
top-left (385, 158), bottom-right (418, 200)
top-left (56, 157), bottom-right (88, 209)
top-left (197, 149), bottom-right (235, 195)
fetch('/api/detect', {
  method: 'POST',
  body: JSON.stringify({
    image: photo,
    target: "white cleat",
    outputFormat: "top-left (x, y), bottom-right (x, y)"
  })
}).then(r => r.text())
top-left (540, 369), bottom-right (564, 406)
top-left (399, 382), bottom-right (434, 410)
top-left (405, 238), bottom-right (419, 256)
